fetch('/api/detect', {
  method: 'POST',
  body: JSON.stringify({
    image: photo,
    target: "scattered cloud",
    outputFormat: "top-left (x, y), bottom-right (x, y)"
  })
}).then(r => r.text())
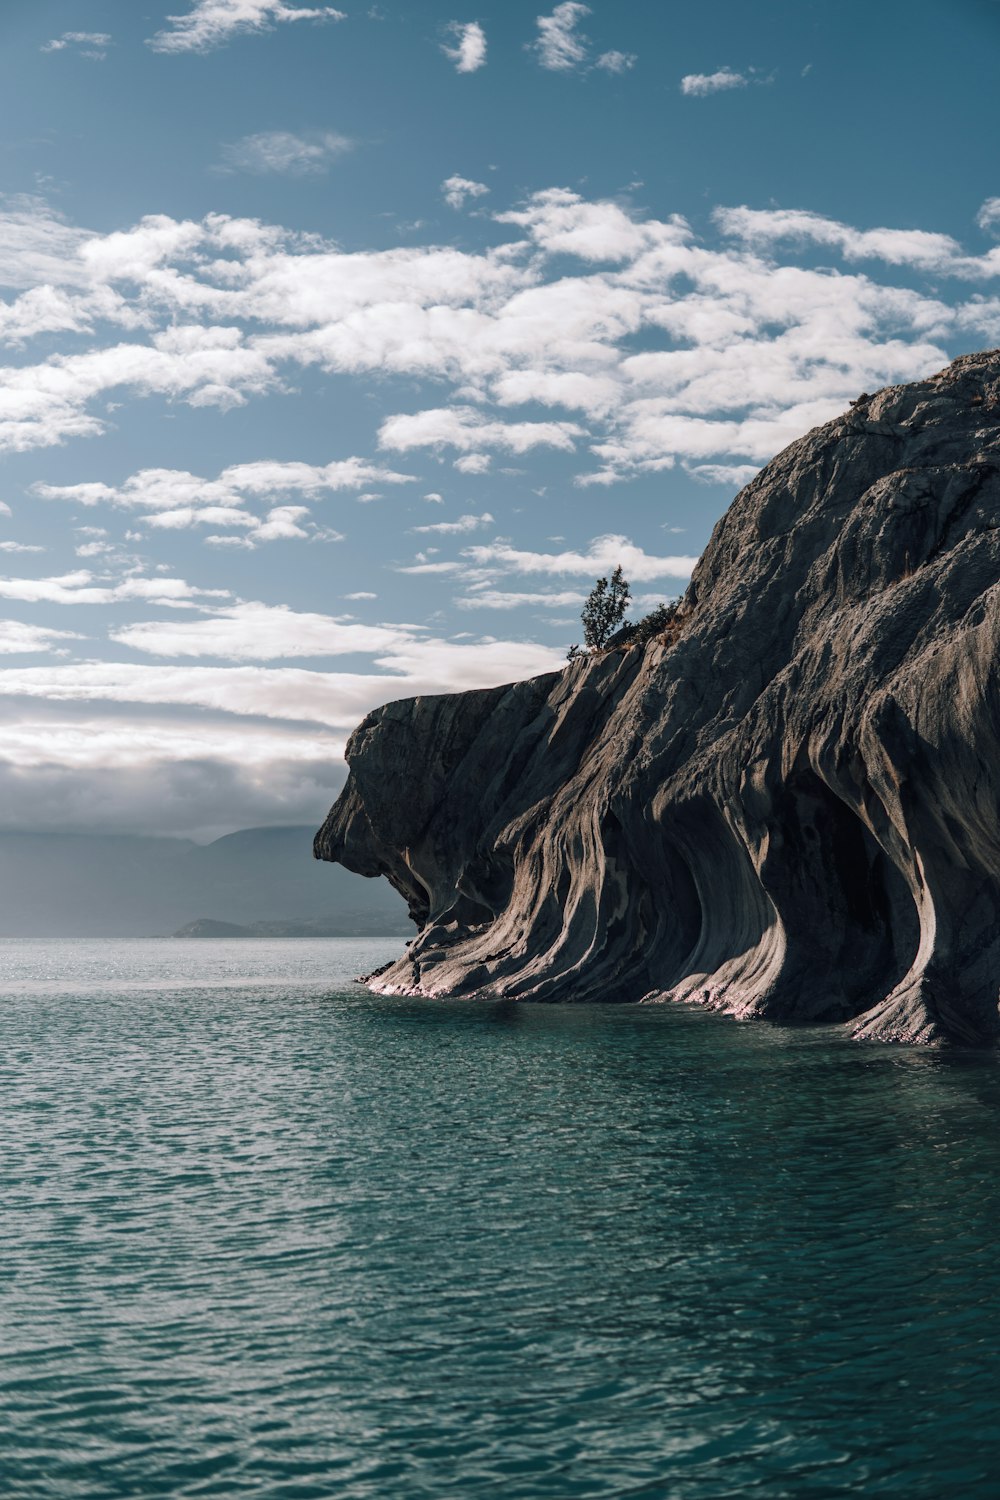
top-left (412, 512), bottom-right (494, 534)
top-left (218, 130), bottom-right (354, 175)
top-left (441, 175), bottom-right (490, 210)
top-left (680, 68), bottom-right (748, 97)
top-left (977, 198), bottom-right (1000, 235)
top-left (35, 458), bottom-right (414, 544)
top-left (533, 2), bottom-right (590, 71)
top-left (0, 621), bottom-right (82, 654)
top-left (1, 187), bottom-right (996, 485)
top-left (41, 32), bottom-right (112, 60)
top-left (463, 534), bottom-right (699, 581)
top-left (685, 462), bottom-right (760, 487)
top-left (112, 601), bottom-right (415, 661)
top-left (715, 204), bottom-right (970, 271)
top-left (423, 491), bottom-right (444, 504)
top-left (0, 542), bottom-right (45, 554)
top-left (140, 502), bottom-right (344, 547)
top-left (0, 570), bottom-right (228, 607)
top-left (0, 641), bottom-right (565, 731)
top-left (454, 588), bottom-right (586, 610)
top-left (0, 197), bottom-right (90, 292)
top-left (596, 50), bottom-right (636, 73)
top-left (379, 407), bottom-right (584, 455)
top-left (441, 20), bottom-right (487, 73)
top-left (148, 1), bottom-right (346, 53)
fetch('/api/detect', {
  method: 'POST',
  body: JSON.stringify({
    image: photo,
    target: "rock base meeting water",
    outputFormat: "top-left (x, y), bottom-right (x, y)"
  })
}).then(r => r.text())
top-left (318, 352), bottom-right (1000, 1048)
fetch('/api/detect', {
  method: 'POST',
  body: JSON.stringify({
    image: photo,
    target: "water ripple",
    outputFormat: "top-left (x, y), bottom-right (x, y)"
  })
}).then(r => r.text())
top-left (1, 938), bottom-right (1000, 1496)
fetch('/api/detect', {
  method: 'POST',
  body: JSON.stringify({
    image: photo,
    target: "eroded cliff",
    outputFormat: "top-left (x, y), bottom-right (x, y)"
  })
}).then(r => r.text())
top-left (316, 350), bottom-right (1000, 1045)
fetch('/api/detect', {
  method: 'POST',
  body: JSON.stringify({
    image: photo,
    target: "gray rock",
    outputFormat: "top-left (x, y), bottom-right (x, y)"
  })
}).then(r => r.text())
top-left (315, 350), bottom-right (1000, 1045)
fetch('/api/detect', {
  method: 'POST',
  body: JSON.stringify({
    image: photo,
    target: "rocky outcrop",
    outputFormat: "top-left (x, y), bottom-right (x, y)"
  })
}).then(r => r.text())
top-left (315, 351), bottom-right (1000, 1045)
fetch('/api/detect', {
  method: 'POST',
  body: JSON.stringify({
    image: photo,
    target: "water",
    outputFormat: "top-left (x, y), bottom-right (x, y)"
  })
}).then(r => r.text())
top-left (2, 937), bottom-right (1000, 1498)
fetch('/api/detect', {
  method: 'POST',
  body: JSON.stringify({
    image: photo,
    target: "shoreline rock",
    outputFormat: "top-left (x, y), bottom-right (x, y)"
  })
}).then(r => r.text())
top-left (316, 350), bottom-right (1000, 1046)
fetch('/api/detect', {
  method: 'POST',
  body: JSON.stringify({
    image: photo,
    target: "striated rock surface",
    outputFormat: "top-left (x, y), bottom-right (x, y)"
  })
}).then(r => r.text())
top-left (316, 351), bottom-right (1000, 1045)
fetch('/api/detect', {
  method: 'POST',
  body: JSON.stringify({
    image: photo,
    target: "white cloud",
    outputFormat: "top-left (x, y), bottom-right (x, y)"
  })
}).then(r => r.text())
top-left (35, 458), bottom-right (413, 532)
top-left (112, 602), bottom-right (416, 660)
top-left (0, 711), bottom-right (339, 770)
top-left (685, 462), bottom-right (760, 486)
top-left (0, 501), bottom-right (11, 516)
top-left (533, 2), bottom-right (590, 70)
top-left (0, 570), bottom-right (228, 607)
top-left (423, 491), bottom-right (444, 503)
top-left (716, 205), bottom-right (967, 271)
top-left (395, 560), bottom-right (465, 575)
top-left (0, 197), bottom-right (90, 291)
top-left (0, 620), bottom-right (83, 654)
top-left (493, 368), bottom-right (620, 415)
top-left (218, 130), bottom-right (354, 176)
top-left (680, 68), bottom-right (747, 97)
top-left (463, 534), bottom-right (699, 581)
top-left (344, 591), bottom-right (376, 600)
top-left (441, 21), bottom-right (487, 73)
top-left (495, 184), bottom-right (688, 259)
top-left (0, 640), bottom-right (565, 731)
top-left (978, 198), bottom-right (1000, 235)
top-left (139, 500), bottom-right (342, 545)
top-left (441, 175), bottom-right (490, 211)
top-left (455, 588), bottom-right (586, 610)
top-left (412, 512), bottom-right (494, 534)
top-left (148, 0), bottom-right (346, 53)
top-left (2, 187), bottom-right (995, 485)
top-left (596, 50), bottom-right (635, 73)
top-left (41, 32), bottom-right (112, 59)
top-left (379, 406), bottom-right (584, 454)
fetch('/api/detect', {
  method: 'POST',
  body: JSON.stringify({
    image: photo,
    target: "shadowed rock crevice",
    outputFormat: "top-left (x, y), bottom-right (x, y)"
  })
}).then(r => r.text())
top-left (316, 350), bottom-right (1000, 1045)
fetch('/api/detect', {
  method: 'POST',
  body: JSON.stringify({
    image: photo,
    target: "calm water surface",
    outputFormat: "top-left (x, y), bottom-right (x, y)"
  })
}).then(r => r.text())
top-left (2, 937), bottom-right (999, 1498)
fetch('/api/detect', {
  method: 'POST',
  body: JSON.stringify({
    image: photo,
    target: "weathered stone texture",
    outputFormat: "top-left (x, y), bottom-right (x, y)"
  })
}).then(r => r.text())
top-left (316, 351), bottom-right (1000, 1044)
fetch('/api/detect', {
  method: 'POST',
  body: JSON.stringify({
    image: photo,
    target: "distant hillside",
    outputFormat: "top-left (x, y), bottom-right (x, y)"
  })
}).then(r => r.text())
top-left (172, 916), bottom-right (383, 938)
top-left (0, 827), bottom-right (410, 938)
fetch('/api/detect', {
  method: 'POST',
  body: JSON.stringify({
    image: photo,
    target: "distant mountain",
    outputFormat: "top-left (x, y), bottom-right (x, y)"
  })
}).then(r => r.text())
top-left (173, 918), bottom-right (252, 939)
top-left (172, 916), bottom-right (390, 938)
top-left (0, 826), bottom-right (410, 938)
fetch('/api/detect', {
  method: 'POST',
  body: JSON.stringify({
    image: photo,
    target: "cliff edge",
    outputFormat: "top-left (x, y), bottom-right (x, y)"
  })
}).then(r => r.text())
top-left (316, 350), bottom-right (1000, 1045)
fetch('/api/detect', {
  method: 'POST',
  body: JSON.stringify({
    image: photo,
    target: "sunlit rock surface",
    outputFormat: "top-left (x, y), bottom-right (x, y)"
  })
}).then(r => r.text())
top-left (316, 351), bottom-right (1000, 1045)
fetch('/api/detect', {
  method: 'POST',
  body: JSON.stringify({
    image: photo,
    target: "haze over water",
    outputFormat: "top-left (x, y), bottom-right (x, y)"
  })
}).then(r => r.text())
top-left (2, 937), bottom-right (999, 1498)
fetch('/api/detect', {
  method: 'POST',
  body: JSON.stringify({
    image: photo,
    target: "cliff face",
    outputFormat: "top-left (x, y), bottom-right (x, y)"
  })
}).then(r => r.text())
top-left (316, 351), bottom-right (1000, 1045)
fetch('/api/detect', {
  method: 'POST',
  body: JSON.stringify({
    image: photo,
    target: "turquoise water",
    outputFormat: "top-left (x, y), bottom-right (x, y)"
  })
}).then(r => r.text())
top-left (2, 937), bottom-right (1000, 1498)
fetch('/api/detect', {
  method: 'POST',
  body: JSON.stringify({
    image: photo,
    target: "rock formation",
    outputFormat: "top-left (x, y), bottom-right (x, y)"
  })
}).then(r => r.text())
top-left (316, 351), bottom-right (1000, 1045)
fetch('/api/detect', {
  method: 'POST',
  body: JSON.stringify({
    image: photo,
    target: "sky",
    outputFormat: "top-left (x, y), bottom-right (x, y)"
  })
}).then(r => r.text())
top-left (0, 0), bottom-right (998, 840)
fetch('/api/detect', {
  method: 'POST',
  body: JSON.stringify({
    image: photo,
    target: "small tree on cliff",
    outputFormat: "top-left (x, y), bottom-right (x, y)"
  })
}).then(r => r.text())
top-left (580, 565), bottom-right (631, 650)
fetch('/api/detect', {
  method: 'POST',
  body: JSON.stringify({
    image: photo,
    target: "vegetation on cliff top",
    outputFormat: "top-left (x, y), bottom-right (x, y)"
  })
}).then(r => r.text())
top-left (567, 567), bottom-right (684, 660)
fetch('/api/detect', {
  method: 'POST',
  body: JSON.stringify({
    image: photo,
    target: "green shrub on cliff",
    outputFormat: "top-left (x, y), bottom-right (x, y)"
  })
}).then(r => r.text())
top-left (567, 573), bottom-right (684, 660)
top-left (567, 566), bottom-right (631, 658)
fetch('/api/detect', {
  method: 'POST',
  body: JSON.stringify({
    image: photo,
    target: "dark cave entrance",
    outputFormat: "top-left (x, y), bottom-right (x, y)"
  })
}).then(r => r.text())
top-left (762, 767), bottom-right (919, 1020)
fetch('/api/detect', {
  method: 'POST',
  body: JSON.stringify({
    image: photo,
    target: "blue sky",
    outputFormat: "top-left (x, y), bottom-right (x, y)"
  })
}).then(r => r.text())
top-left (0, 0), bottom-right (998, 837)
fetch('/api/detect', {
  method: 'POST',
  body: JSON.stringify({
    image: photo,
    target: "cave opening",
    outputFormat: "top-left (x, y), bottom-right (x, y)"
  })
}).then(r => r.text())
top-left (767, 767), bottom-right (919, 1019)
